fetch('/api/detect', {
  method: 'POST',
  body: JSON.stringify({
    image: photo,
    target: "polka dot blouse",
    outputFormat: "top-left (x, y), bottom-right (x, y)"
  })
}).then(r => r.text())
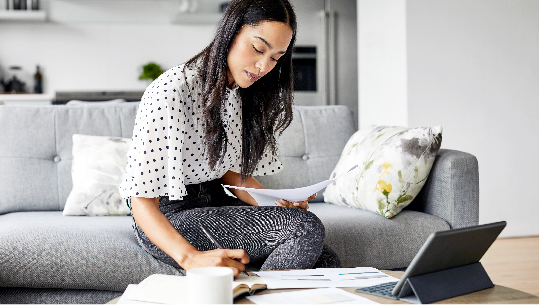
top-left (120, 64), bottom-right (283, 200)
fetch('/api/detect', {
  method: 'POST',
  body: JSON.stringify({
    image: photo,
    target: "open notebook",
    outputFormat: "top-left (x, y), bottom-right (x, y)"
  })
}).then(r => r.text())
top-left (122, 273), bottom-right (266, 304)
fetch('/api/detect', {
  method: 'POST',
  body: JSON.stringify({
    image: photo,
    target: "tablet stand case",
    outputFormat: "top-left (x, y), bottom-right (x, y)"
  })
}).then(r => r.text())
top-left (398, 262), bottom-right (494, 304)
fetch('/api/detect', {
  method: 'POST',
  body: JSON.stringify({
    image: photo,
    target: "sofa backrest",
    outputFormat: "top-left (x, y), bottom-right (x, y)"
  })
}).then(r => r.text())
top-left (257, 106), bottom-right (356, 202)
top-left (0, 104), bottom-right (138, 214)
top-left (0, 103), bottom-right (355, 214)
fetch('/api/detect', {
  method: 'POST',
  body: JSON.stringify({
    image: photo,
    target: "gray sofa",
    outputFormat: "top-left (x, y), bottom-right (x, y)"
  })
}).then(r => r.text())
top-left (0, 103), bottom-right (479, 304)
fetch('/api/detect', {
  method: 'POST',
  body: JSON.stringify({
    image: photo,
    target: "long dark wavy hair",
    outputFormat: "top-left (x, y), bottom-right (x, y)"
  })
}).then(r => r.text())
top-left (186, 0), bottom-right (297, 181)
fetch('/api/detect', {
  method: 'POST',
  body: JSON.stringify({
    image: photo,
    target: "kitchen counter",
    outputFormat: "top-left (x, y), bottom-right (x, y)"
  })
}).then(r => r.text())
top-left (0, 93), bottom-right (53, 105)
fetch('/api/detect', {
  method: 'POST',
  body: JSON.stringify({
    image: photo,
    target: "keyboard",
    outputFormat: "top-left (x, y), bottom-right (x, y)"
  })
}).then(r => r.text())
top-left (355, 281), bottom-right (400, 300)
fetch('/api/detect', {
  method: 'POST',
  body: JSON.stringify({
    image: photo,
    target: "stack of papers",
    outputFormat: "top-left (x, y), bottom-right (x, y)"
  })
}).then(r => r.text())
top-left (115, 268), bottom-right (396, 304)
top-left (254, 267), bottom-right (398, 289)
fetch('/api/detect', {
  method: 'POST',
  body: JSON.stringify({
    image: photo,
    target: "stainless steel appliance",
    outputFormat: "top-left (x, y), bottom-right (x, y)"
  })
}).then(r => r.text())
top-left (291, 0), bottom-right (357, 117)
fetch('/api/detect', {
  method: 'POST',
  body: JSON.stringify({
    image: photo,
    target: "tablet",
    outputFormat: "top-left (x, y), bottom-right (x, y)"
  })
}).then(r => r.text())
top-left (392, 221), bottom-right (506, 295)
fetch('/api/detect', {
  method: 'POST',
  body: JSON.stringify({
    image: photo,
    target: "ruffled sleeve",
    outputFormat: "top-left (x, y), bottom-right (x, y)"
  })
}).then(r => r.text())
top-left (120, 68), bottom-right (187, 200)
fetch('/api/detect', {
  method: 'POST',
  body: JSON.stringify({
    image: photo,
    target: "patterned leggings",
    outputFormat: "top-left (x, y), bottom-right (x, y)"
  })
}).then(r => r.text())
top-left (131, 179), bottom-right (341, 271)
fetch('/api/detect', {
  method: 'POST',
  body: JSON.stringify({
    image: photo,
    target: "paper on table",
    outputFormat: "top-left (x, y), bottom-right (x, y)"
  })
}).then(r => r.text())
top-left (246, 287), bottom-right (379, 304)
top-left (224, 165), bottom-right (358, 206)
top-left (254, 267), bottom-right (398, 289)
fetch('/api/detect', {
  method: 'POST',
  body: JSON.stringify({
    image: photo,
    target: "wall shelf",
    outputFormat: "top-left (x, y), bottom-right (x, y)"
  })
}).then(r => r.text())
top-left (0, 10), bottom-right (47, 22)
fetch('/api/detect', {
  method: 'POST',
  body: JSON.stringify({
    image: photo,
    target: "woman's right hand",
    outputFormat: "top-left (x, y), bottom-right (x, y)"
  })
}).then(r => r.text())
top-left (131, 197), bottom-right (250, 278)
top-left (177, 248), bottom-right (250, 278)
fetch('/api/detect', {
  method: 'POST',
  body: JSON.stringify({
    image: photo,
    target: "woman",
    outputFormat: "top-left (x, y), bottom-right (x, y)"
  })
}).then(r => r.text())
top-left (120, 0), bottom-right (340, 277)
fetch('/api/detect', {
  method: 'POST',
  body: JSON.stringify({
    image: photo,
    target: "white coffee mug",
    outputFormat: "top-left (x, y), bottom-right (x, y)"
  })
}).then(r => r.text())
top-left (187, 267), bottom-right (233, 304)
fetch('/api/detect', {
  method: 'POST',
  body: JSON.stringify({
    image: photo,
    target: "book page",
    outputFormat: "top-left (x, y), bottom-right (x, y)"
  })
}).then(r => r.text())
top-left (125, 274), bottom-right (189, 304)
top-left (124, 273), bottom-right (267, 304)
top-left (233, 273), bottom-right (267, 289)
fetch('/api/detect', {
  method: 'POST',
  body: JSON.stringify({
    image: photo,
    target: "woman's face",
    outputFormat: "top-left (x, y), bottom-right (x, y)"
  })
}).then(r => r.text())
top-left (227, 21), bottom-right (293, 88)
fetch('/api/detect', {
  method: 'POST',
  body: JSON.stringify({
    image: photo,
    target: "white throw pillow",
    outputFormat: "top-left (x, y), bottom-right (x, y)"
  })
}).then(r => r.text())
top-left (66, 99), bottom-right (126, 106)
top-left (63, 134), bottom-right (131, 216)
top-left (323, 126), bottom-right (442, 218)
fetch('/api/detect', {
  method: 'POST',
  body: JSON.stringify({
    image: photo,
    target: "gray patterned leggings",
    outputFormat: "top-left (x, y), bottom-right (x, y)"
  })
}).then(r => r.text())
top-left (131, 179), bottom-right (341, 272)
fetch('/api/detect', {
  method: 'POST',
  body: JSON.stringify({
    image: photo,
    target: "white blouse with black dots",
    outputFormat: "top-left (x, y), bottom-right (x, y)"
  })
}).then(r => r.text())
top-left (120, 64), bottom-right (283, 200)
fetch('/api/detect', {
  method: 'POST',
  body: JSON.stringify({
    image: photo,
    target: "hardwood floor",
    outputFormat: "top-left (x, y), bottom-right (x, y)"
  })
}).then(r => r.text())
top-left (480, 236), bottom-right (539, 296)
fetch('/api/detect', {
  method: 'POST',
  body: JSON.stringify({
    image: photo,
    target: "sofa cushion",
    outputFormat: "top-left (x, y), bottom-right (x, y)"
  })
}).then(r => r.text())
top-left (0, 206), bottom-right (449, 292)
top-left (308, 203), bottom-right (450, 269)
top-left (0, 212), bottom-right (181, 292)
top-left (323, 125), bottom-right (443, 218)
top-left (0, 288), bottom-right (122, 304)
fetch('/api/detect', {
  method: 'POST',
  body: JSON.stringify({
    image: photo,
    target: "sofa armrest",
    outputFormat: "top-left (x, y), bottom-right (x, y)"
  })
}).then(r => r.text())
top-left (408, 149), bottom-right (479, 229)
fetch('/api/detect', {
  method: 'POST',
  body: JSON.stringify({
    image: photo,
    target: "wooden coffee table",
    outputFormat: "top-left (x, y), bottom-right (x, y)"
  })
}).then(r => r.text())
top-left (235, 270), bottom-right (539, 304)
top-left (108, 270), bottom-right (539, 304)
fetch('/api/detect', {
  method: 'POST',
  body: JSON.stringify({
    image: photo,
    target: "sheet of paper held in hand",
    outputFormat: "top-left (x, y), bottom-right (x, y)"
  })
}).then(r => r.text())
top-left (223, 165), bottom-right (358, 206)
top-left (254, 267), bottom-right (398, 289)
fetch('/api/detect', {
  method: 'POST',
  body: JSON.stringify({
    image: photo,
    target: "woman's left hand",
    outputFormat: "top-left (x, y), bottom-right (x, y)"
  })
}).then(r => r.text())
top-left (275, 193), bottom-right (316, 210)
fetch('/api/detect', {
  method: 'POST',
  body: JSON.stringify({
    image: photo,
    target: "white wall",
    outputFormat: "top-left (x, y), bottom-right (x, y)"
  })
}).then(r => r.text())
top-left (0, 0), bottom-right (216, 93)
top-left (357, 0), bottom-right (408, 129)
top-left (358, 0), bottom-right (539, 237)
top-left (1, 0), bottom-right (357, 120)
top-left (0, 23), bottom-right (215, 92)
top-left (407, 0), bottom-right (539, 237)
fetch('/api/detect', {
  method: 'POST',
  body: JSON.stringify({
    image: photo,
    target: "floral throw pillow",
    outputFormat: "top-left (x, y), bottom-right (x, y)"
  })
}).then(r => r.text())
top-left (63, 134), bottom-right (132, 216)
top-left (323, 126), bottom-right (443, 218)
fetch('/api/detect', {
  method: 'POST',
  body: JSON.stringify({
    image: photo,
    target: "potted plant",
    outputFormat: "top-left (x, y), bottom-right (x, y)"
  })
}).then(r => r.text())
top-left (139, 62), bottom-right (164, 83)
